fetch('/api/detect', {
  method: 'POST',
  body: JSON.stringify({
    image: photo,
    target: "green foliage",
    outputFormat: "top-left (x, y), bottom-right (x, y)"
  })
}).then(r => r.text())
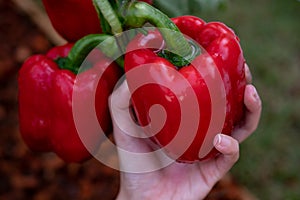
top-left (153, 0), bottom-right (227, 17)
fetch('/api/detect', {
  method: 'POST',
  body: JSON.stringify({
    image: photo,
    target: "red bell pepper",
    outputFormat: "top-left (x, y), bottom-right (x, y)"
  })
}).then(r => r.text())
top-left (123, 2), bottom-right (246, 162)
top-left (42, 0), bottom-right (153, 42)
top-left (18, 35), bottom-right (122, 162)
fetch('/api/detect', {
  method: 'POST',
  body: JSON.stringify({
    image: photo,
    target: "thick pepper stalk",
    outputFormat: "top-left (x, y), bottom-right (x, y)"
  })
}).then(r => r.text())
top-left (18, 35), bottom-right (122, 162)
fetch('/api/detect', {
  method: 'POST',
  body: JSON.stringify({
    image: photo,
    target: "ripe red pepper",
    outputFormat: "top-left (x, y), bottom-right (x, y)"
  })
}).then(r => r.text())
top-left (42, 0), bottom-right (153, 42)
top-left (124, 6), bottom-right (246, 162)
top-left (18, 35), bottom-right (122, 162)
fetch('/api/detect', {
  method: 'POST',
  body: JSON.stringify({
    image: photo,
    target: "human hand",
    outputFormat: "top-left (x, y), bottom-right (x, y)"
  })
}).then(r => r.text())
top-left (109, 64), bottom-right (262, 200)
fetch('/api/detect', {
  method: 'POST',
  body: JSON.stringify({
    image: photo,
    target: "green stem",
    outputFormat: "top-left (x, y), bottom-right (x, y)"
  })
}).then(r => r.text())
top-left (93, 0), bottom-right (123, 34)
top-left (117, 0), bottom-right (134, 16)
top-left (124, 2), bottom-right (196, 65)
top-left (59, 34), bottom-right (121, 74)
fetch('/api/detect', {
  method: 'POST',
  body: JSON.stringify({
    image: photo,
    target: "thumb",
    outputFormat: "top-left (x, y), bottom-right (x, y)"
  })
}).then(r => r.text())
top-left (109, 80), bottom-right (153, 153)
top-left (109, 80), bottom-right (171, 173)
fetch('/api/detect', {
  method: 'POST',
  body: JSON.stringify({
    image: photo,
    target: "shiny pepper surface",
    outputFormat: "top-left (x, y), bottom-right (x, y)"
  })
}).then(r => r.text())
top-left (125, 16), bottom-right (246, 162)
top-left (42, 0), bottom-right (153, 42)
top-left (18, 43), bottom-right (122, 162)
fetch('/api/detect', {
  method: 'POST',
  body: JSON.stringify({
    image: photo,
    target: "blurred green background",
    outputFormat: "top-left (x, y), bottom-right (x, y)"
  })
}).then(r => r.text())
top-left (155, 0), bottom-right (300, 199)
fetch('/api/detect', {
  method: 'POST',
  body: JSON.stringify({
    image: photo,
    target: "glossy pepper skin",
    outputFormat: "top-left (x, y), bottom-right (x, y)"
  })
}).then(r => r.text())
top-left (124, 16), bottom-right (246, 162)
top-left (18, 44), bottom-right (72, 152)
top-left (18, 44), bottom-right (122, 162)
top-left (42, 0), bottom-right (153, 42)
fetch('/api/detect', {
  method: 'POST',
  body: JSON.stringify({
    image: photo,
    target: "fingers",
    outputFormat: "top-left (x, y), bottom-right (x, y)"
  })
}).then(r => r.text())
top-left (232, 84), bottom-right (262, 142)
top-left (212, 134), bottom-right (239, 186)
top-left (199, 65), bottom-right (260, 187)
top-left (214, 134), bottom-right (240, 165)
top-left (110, 80), bottom-right (131, 111)
top-left (244, 63), bottom-right (252, 84)
top-left (199, 134), bottom-right (239, 186)
top-left (109, 80), bottom-right (138, 136)
top-left (109, 80), bottom-right (153, 153)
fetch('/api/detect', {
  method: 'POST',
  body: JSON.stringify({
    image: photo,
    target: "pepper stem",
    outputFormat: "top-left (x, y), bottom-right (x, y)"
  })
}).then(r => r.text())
top-left (123, 2), bottom-right (198, 67)
top-left (93, 0), bottom-right (123, 34)
top-left (59, 34), bottom-right (120, 74)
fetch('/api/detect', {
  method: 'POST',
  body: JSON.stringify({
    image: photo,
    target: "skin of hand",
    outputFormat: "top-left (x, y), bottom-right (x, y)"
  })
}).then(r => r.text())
top-left (109, 64), bottom-right (262, 200)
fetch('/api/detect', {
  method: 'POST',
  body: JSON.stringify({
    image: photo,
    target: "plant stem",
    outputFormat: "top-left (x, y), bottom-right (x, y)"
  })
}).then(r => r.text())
top-left (59, 34), bottom-right (120, 74)
top-left (93, 0), bottom-right (123, 34)
top-left (124, 2), bottom-right (196, 65)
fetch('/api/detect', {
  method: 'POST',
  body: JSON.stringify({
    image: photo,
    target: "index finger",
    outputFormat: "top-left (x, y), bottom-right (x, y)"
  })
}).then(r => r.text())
top-left (232, 84), bottom-right (262, 142)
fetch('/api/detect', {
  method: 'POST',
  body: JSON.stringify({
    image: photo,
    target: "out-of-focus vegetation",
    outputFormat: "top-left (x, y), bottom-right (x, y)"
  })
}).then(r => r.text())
top-left (154, 0), bottom-right (300, 198)
top-left (27, 0), bottom-right (300, 198)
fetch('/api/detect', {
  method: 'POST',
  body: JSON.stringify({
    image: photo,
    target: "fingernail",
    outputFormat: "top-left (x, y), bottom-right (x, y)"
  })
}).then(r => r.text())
top-left (214, 134), bottom-right (231, 149)
top-left (213, 134), bottom-right (221, 147)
